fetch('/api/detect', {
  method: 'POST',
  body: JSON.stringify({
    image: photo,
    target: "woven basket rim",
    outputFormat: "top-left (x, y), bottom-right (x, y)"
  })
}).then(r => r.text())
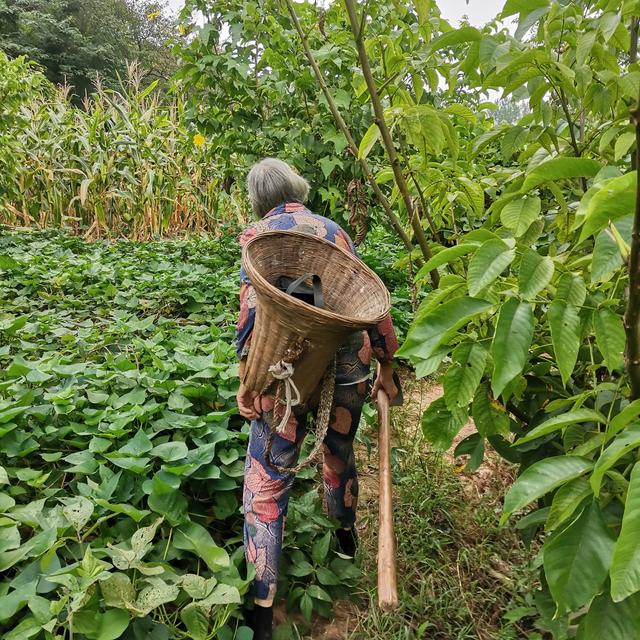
top-left (242, 230), bottom-right (390, 326)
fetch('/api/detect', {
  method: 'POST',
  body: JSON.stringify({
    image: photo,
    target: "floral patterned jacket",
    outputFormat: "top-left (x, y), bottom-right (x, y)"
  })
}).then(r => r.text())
top-left (236, 202), bottom-right (398, 385)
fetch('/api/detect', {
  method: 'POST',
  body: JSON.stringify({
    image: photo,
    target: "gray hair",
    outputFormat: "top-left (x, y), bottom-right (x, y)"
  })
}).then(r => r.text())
top-left (247, 158), bottom-right (310, 217)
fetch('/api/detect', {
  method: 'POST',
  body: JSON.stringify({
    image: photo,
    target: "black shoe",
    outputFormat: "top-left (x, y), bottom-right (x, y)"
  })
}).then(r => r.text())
top-left (248, 603), bottom-right (273, 640)
top-left (336, 526), bottom-right (358, 557)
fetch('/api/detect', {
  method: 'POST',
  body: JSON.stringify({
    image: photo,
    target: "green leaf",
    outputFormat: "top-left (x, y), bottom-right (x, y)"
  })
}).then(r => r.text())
top-left (311, 531), bottom-right (331, 565)
top-left (591, 424), bottom-right (640, 496)
top-left (307, 585), bottom-right (332, 602)
top-left (444, 103), bottom-right (476, 123)
top-left (181, 574), bottom-right (214, 600)
top-left (174, 521), bottom-right (230, 572)
top-left (501, 196), bottom-right (541, 236)
top-left (428, 26), bottom-right (482, 51)
top-left (358, 123), bottom-right (381, 160)
top-left (491, 298), bottom-right (534, 398)
top-left (472, 382), bottom-right (510, 437)
top-left (318, 156), bottom-right (342, 179)
top-left (148, 488), bottom-right (188, 525)
top-left (556, 273), bottom-right (586, 307)
top-left (198, 583), bottom-right (241, 607)
top-left (3, 615), bottom-right (41, 640)
top-left (546, 477), bottom-right (592, 532)
top-left (502, 456), bottom-right (594, 524)
top-left (543, 502), bottom-right (614, 614)
top-left (113, 387), bottom-right (146, 408)
top-left (614, 131), bottom-right (636, 162)
top-left (501, 0), bottom-right (548, 18)
top-left (548, 300), bottom-right (581, 386)
top-left (599, 126), bottom-right (622, 154)
top-left (73, 609), bottom-right (130, 640)
top-left (467, 239), bottom-right (515, 296)
top-left (592, 226), bottom-right (625, 283)
top-left (316, 566), bottom-right (340, 586)
top-left (418, 109), bottom-right (446, 155)
top-left (579, 172), bottom-right (636, 241)
top-left (576, 30), bottom-right (597, 65)
top-left (414, 244), bottom-right (479, 281)
top-left (134, 578), bottom-right (180, 616)
top-left (288, 559), bottom-right (314, 577)
top-left (413, 0), bottom-right (429, 23)
top-left (500, 125), bottom-right (527, 160)
top-left (443, 343), bottom-right (487, 411)
top-left (594, 309), bottom-right (625, 372)
top-left (300, 593), bottom-right (313, 622)
top-left (397, 297), bottom-right (492, 362)
top-left (101, 573), bottom-right (136, 608)
top-left (457, 176), bottom-right (485, 215)
top-left (150, 441), bottom-right (188, 462)
top-left (0, 584), bottom-right (36, 623)
top-left (61, 496), bottom-right (94, 531)
top-left (180, 603), bottom-right (209, 640)
top-left (0, 527), bottom-right (57, 572)
top-left (0, 255), bottom-right (19, 270)
top-left (421, 397), bottom-right (467, 451)
top-left (515, 409), bottom-right (607, 446)
top-left (577, 591), bottom-right (640, 640)
top-left (521, 157), bottom-right (602, 192)
top-left (518, 249), bottom-right (554, 300)
top-left (611, 462), bottom-right (640, 602)
top-left (600, 11), bottom-right (621, 42)
top-left (118, 429), bottom-right (153, 456)
top-left (131, 517), bottom-right (162, 556)
top-left (95, 500), bottom-right (150, 523)
top-left (610, 400), bottom-right (640, 436)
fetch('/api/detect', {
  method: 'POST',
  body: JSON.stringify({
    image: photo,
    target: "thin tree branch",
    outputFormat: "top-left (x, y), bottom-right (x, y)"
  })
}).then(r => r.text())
top-left (631, 18), bottom-right (638, 170)
top-left (343, 0), bottom-right (439, 287)
top-left (625, 99), bottom-right (640, 399)
top-left (283, 0), bottom-right (419, 263)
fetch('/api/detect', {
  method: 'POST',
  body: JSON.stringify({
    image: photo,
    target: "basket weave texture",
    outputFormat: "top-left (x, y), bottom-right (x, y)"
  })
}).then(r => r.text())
top-left (242, 230), bottom-right (390, 401)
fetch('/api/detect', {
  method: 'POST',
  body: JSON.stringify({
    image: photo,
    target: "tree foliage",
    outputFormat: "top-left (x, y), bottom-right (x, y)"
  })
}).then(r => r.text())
top-left (0, 0), bottom-right (178, 97)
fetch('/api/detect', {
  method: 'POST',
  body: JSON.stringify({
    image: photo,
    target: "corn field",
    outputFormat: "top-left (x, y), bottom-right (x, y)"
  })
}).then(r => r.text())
top-left (0, 55), bottom-right (245, 239)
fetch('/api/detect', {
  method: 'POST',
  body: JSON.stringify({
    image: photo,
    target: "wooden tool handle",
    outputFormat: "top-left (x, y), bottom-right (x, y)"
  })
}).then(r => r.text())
top-left (377, 389), bottom-right (398, 610)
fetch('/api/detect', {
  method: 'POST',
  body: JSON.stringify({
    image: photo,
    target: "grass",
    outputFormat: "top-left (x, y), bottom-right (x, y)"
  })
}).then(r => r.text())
top-left (301, 376), bottom-right (539, 640)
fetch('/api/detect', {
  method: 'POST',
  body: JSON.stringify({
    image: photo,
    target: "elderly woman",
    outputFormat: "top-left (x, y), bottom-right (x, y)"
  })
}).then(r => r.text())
top-left (236, 158), bottom-right (398, 639)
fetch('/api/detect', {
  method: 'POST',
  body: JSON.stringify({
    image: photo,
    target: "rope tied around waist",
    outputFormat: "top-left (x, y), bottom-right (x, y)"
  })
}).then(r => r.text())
top-left (265, 358), bottom-right (336, 475)
top-left (268, 360), bottom-right (301, 434)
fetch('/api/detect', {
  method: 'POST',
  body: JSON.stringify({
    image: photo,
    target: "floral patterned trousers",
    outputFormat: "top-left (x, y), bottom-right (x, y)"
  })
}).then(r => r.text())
top-left (243, 380), bottom-right (368, 603)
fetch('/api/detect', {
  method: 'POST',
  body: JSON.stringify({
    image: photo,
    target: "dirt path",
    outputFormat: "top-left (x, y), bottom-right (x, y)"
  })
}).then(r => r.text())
top-left (305, 377), bottom-right (516, 640)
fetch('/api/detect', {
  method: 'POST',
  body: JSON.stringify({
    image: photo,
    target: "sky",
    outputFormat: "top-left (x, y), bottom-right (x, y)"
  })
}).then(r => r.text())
top-left (165, 0), bottom-right (506, 27)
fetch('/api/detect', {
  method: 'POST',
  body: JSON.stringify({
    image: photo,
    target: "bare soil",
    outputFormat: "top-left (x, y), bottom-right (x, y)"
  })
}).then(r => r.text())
top-left (305, 377), bottom-right (516, 639)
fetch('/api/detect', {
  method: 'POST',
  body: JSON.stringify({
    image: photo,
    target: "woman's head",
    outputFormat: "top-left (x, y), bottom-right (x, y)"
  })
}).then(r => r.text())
top-left (247, 158), bottom-right (310, 217)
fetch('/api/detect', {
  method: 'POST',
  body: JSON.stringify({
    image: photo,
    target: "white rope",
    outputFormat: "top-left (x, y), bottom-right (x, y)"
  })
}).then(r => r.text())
top-left (266, 358), bottom-right (336, 474)
top-left (269, 360), bottom-right (301, 434)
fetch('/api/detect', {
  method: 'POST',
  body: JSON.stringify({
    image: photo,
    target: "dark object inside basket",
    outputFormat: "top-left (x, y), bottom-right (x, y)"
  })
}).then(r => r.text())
top-left (276, 273), bottom-right (324, 308)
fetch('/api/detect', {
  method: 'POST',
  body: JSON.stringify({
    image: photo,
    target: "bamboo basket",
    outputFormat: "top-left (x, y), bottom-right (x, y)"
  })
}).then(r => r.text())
top-left (242, 230), bottom-right (390, 402)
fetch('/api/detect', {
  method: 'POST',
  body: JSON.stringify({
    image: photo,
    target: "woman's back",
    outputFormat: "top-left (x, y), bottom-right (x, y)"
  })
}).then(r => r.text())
top-left (239, 201), bottom-right (356, 255)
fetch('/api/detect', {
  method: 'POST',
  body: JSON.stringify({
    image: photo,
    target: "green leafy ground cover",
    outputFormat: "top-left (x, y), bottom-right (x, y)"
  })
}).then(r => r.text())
top-left (0, 228), bottom-right (362, 639)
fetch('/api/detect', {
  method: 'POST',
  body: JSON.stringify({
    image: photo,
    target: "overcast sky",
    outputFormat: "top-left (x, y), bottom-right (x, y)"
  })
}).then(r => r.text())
top-left (165, 0), bottom-right (505, 26)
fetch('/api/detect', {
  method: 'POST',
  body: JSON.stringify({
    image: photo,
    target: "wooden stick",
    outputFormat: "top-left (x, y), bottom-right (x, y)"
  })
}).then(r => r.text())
top-left (376, 388), bottom-right (398, 610)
